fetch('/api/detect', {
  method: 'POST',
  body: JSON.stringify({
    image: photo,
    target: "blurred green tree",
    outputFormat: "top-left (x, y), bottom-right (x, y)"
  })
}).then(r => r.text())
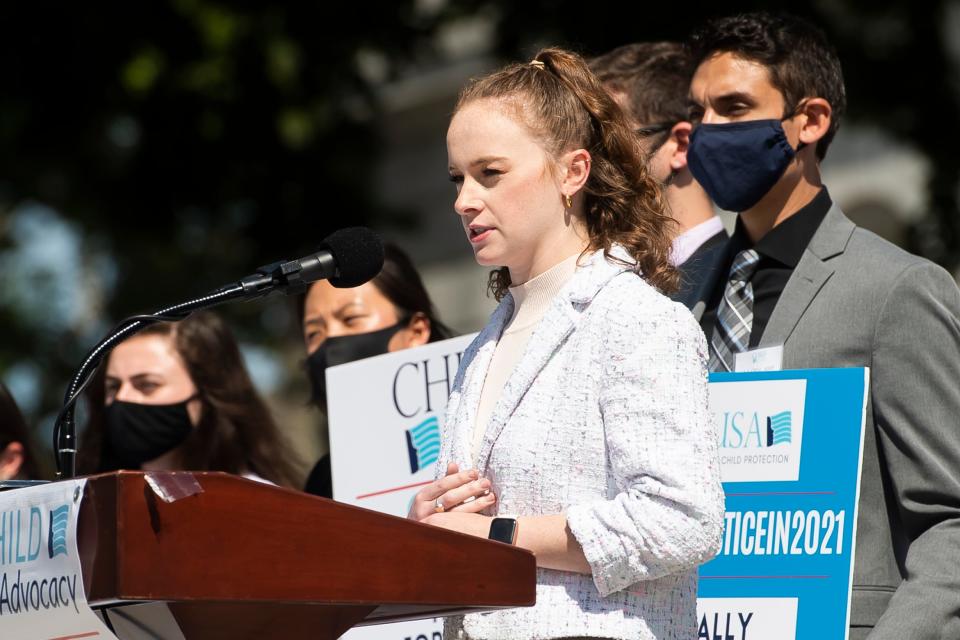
top-left (0, 0), bottom-right (442, 453)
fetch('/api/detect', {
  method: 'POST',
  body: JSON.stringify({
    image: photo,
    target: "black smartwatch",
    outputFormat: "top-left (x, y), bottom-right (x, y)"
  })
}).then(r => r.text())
top-left (488, 517), bottom-right (518, 545)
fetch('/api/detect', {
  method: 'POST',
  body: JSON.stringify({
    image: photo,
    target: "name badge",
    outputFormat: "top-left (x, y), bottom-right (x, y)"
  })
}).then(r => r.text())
top-left (734, 345), bottom-right (784, 372)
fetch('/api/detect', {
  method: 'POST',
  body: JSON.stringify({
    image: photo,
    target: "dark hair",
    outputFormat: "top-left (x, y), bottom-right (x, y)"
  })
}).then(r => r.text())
top-left (689, 11), bottom-right (846, 160)
top-left (299, 242), bottom-right (452, 343)
top-left (0, 383), bottom-right (45, 480)
top-left (79, 311), bottom-right (301, 487)
top-left (455, 47), bottom-right (678, 299)
top-left (369, 243), bottom-right (452, 341)
top-left (589, 42), bottom-right (695, 131)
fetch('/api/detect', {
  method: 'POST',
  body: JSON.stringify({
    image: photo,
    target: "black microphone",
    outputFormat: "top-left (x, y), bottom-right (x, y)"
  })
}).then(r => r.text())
top-left (237, 227), bottom-right (385, 299)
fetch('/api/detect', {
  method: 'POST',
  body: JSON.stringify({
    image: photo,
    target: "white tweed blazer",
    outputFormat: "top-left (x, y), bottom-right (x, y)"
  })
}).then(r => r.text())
top-left (438, 247), bottom-right (724, 640)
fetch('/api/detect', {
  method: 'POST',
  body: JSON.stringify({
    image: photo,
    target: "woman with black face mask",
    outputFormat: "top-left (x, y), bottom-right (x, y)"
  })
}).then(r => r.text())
top-left (78, 311), bottom-right (301, 487)
top-left (300, 243), bottom-right (452, 497)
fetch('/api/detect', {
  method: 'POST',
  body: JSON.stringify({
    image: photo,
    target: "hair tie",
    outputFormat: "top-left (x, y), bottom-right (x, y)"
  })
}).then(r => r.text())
top-left (529, 59), bottom-right (545, 69)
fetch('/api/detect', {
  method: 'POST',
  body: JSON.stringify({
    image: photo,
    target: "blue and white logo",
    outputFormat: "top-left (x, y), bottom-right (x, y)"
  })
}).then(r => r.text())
top-left (405, 416), bottom-right (440, 474)
top-left (48, 504), bottom-right (70, 559)
top-left (766, 411), bottom-right (793, 446)
top-left (711, 378), bottom-right (807, 483)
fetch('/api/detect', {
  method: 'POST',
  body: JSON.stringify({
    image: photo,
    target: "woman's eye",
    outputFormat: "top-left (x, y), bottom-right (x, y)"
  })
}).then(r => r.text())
top-left (448, 174), bottom-right (463, 184)
top-left (482, 168), bottom-right (502, 177)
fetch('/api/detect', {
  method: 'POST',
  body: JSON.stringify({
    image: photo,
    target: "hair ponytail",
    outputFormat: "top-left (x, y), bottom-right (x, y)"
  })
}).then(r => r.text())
top-left (457, 47), bottom-right (678, 299)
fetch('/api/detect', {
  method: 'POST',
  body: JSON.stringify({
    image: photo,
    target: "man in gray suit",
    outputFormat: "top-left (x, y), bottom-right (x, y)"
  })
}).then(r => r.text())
top-left (686, 12), bottom-right (960, 639)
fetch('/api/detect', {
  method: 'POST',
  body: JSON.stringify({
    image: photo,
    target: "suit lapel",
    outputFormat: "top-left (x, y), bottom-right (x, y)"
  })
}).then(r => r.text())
top-left (678, 232), bottom-right (730, 315)
top-left (474, 248), bottom-right (630, 474)
top-left (690, 238), bottom-right (733, 322)
top-left (759, 257), bottom-right (834, 347)
top-left (760, 204), bottom-right (855, 348)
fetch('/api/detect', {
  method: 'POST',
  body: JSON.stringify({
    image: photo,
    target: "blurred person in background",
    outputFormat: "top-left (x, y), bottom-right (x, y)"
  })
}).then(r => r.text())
top-left (0, 382), bottom-right (45, 481)
top-left (78, 311), bottom-right (300, 487)
top-left (590, 41), bottom-right (726, 309)
top-left (300, 242), bottom-right (452, 497)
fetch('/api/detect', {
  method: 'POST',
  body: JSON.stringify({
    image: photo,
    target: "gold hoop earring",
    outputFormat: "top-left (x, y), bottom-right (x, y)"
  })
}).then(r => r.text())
top-left (564, 194), bottom-right (573, 209)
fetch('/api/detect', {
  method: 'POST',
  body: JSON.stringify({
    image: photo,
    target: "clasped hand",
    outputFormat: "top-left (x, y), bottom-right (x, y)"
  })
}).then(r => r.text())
top-left (408, 463), bottom-right (497, 538)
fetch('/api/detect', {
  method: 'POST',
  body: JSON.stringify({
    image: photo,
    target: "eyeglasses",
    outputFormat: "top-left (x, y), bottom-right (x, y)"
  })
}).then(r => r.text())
top-left (635, 123), bottom-right (675, 138)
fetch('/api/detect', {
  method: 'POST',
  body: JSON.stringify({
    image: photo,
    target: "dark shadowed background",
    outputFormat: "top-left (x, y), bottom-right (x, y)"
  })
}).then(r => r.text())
top-left (2, 0), bottom-right (957, 475)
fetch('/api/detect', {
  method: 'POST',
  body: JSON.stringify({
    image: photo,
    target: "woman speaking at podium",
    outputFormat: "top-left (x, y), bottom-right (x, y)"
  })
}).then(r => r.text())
top-left (408, 48), bottom-right (724, 639)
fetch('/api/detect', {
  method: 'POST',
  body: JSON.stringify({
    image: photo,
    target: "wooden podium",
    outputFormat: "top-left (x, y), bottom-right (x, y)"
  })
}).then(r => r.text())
top-left (76, 471), bottom-right (536, 639)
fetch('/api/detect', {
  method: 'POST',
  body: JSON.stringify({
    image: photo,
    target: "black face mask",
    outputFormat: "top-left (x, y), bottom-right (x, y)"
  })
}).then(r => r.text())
top-left (104, 399), bottom-right (196, 468)
top-left (306, 322), bottom-right (404, 408)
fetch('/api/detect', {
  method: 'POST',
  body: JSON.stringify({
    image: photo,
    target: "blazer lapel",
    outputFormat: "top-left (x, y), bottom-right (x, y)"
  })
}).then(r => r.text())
top-left (474, 297), bottom-right (577, 474)
top-left (760, 204), bottom-right (855, 348)
top-left (446, 300), bottom-right (513, 469)
top-left (475, 249), bottom-right (630, 474)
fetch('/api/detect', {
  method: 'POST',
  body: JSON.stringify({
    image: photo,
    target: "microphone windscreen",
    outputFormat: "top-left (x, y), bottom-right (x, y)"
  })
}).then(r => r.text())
top-left (321, 227), bottom-right (385, 288)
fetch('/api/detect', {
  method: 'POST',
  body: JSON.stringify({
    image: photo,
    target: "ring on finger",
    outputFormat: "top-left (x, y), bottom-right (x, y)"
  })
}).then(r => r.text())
top-left (434, 497), bottom-right (445, 513)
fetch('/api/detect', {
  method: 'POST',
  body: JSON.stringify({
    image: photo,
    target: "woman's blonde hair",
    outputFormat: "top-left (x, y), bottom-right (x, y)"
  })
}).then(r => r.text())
top-left (455, 47), bottom-right (678, 299)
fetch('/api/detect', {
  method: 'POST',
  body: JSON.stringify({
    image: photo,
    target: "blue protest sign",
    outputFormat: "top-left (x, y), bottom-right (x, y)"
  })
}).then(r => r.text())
top-left (698, 368), bottom-right (869, 640)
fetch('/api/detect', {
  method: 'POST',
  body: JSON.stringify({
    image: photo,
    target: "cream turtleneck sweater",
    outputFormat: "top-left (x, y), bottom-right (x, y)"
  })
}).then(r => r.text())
top-left (470, 253), bottom-right (581, 463)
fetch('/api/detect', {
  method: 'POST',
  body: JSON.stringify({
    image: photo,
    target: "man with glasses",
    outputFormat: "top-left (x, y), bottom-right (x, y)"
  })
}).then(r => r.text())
top-left (591, 42), bottom-right (726, 308)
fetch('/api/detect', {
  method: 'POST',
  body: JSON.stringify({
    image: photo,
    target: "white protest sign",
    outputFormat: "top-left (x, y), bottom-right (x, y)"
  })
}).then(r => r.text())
top-left (0, 480), bottom-right (118, 640)
top-left (327, 333), bottom-right (476, 640)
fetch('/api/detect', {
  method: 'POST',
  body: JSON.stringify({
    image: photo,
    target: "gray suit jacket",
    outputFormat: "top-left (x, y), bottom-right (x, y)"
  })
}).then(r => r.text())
top-left (693, 204), bottom-right (960, 639)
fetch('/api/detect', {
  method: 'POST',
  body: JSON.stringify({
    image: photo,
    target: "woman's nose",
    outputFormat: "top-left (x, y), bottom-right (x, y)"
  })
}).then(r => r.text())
top-left (454, 181), bottom-right (481, 217)
top-left (113, 383), bottom-right (135, 403)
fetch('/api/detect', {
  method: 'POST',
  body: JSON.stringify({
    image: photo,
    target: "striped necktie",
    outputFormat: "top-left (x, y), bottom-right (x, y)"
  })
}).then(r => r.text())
top-left (709, 248), bottom-right (761, 372)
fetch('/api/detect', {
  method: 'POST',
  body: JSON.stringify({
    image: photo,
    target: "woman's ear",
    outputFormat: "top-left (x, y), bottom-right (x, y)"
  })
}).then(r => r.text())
top-left (390, 313), bottom-right (432, 351)
top-left (0, 442), bottom-right (24, 481)
top-left (560, 148), bottom-right (591, 199)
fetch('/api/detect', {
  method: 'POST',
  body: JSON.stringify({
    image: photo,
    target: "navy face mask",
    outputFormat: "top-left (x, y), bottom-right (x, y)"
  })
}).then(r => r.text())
top-left (687, 119), bottom-right (801, 212)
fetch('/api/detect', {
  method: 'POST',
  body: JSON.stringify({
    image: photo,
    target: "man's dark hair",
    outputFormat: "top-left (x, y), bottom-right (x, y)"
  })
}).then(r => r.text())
top-left (689, 11), bottom-right (846, 160)
top-left (589, 42), bottom-right (694, 129)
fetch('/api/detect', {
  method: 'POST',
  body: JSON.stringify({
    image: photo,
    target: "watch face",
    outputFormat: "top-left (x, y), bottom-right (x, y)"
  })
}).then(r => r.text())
top-left (488, 517), bottom-right (517, 545)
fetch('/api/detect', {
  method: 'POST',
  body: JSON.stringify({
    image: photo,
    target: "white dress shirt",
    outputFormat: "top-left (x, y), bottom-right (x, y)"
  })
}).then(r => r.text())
top-left (670, 216), bottom-right (724, 266)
